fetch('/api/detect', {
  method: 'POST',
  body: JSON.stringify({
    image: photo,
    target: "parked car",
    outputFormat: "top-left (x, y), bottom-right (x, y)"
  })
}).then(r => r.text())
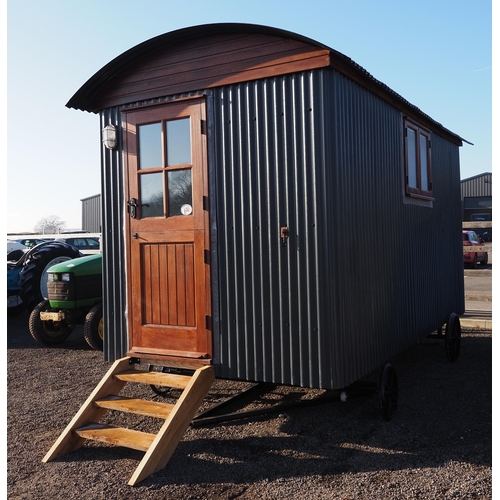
top-left (54, 236), bottom-right (101, 255)
top-left (15, 238), bottom-right (52, 248)
top-left (463, 230), bottom-right (488, 268)
top-left (7, 240), bottom-right (27, 261)
top-left (477, 230), bottom-right (492, 242)
top-left (60, 230), bottom-right (90, 234)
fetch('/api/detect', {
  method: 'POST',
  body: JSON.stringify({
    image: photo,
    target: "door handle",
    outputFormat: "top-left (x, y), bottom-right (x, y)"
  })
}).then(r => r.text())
top-left (127, 198), bottom-right (138, 219)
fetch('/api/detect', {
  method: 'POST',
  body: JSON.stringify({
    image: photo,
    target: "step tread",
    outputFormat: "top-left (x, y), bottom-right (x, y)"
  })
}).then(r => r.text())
top-left (74, 423), bottom-right (155, 452)
top-left (94, 395), bottom-right (175, 419)
top-left (114, 369), bottom-right (192, 389)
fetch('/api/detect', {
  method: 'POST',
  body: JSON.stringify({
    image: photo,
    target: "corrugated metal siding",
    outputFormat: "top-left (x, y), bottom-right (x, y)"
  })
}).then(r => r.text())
top-left (461, 173), bottom-right (492, 198)
top-left (213, 72), bottom-right (326, 387)
top-left (325, 70), bottom-right (404, 388)
top-left (212, 68), bottom-right (464, 389)
top-left (328, 73), bottom-right (461, 388)
top-left (393, 134), bottom-right (464, 367)
top-left (81, 194), bottom-right (102, 233)
top-left (100, 107), bottom-right (128, 362)
top-left (99, 71), bottom-right (463, 388)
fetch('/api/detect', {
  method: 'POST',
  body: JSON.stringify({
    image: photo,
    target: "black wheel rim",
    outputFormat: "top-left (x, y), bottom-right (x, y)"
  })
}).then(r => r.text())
top-left (445, 313), bottom-right (461, 363)
top-left (148, 365), bottom-right (171, 396)
top-left (379, 363), bottom-right (398, 421)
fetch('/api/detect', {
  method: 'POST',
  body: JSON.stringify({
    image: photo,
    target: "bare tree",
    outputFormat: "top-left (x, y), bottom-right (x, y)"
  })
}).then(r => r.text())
top-left (34, 215), bottom-right (67, 234)
top-left (168, 170), bottom-right (192, 215)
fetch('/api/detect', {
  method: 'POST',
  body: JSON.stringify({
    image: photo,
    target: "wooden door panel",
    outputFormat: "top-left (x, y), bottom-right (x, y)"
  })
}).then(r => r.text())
top-left (129, 231), bottom-right (208, 356)
top-left (140, 241), bottom-right (195, 327)
top-left (124, 99), bottom-right (211, 361)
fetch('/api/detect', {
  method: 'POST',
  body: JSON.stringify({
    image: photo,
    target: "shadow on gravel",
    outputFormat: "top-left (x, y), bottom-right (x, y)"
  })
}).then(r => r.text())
top-left (8, 307), bottom-right (491, 493)
top-left (54, 335), bottom-right (491, 488)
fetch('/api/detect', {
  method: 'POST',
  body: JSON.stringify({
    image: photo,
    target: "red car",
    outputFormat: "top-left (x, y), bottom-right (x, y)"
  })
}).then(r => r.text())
top-left (463, 230), bottom-right (488, 267)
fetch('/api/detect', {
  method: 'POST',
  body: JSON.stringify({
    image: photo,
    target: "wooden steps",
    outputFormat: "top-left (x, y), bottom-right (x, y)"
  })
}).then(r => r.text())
top-left (114, 370), bottom-right (192, 389)
top-left (42, 357), bottom-right (215, 486)
top-left (75, 423), bottom-right (156, 452)
top-left (94, 395), bottom-right (175, 419)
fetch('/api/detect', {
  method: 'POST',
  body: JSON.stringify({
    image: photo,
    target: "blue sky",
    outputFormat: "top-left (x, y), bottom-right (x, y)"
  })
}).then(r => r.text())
top-left (6, 0), bottom-right (492, 233)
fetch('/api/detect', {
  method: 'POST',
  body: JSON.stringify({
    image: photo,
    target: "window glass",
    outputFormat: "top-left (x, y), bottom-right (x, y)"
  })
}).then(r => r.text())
top-left (86, 239), bottom-right (99, 248)
top-left (419, 133), bottom-right (429, 191)
top-left (140, 172), bottom-right (164, 218)
top-left (407, 128), bottom-right (417, 189)
top-left (139, 123), bottom-right (163, 170)
top-left (168, 169), bottom-right (192, 216)
top-left (166, 118), bottom-right (191, 166)
top-left (404, 118), bottom-right (432, 200)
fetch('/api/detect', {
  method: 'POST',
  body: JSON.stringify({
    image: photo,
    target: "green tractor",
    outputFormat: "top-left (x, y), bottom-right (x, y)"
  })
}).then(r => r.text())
top-left (28, 253), bottom-right (104, 351)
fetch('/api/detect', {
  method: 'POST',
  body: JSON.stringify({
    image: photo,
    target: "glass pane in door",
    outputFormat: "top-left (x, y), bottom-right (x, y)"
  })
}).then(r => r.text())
top-left (167, 169), bottom-right (192, 216)
top-left (140, 172), bottom-right (164, 218)
top-left (139, 123), bottom-right (163, 170)
top-left (166, 118), bottom-right (191, 166)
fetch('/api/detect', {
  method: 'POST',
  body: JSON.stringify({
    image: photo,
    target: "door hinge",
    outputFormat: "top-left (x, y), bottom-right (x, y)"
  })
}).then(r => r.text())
top-left (204, 249), bottom-right (211, 265)
top-left (201, 119), bottom-right (207, 135)
top-left (205, 315), bottom-right (212, 330)
top-left (203, 195), bottom-right (209, 211)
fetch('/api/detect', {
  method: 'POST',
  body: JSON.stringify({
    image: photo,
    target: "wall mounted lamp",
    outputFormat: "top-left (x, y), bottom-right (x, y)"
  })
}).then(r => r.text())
top-left (102, 124), bottom-right (118, 150)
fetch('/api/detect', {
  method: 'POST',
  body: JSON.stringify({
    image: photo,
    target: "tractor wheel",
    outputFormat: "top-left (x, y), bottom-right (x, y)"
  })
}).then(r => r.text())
top-left (83, 303), bottom-right (104, 351)
top-left (28, 300), bottom-right (73, 346)
top-left (7, 249), bottom-right (26, 262)
top-left (19, 242), bottom-right (81, 313)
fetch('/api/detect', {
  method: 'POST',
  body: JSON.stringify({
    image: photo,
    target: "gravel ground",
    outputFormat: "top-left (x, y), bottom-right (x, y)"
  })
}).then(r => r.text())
top-left (7, 310), bottom-right (492, 499)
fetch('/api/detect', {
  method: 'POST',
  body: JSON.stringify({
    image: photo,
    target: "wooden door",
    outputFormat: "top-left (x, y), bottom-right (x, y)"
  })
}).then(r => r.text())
top-left (123, 99), bottom-right (211, 362)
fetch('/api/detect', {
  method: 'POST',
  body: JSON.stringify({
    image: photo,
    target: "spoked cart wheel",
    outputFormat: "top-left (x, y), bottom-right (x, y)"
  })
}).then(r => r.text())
top-left (445, 312), bottom-right (461, 363)
top-left (147, 365), bottom-right (193, 397)
top-left (378, 363), bottom-right (398, 421)
top-left (148, 365), bottom-right (172, 396)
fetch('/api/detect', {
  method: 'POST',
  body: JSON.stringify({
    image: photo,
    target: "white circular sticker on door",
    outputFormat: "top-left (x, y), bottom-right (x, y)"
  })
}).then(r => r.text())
top-left (180, 204), bottom-right (193, 215)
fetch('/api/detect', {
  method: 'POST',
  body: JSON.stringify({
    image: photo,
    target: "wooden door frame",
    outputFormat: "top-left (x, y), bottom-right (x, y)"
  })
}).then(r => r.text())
top-left (121, 97), bottom-right (212, 366)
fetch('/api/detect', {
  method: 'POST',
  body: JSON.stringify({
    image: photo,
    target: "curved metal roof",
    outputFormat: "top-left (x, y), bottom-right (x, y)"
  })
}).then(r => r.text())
top-left (67, 22), bottom-right (467, 144)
